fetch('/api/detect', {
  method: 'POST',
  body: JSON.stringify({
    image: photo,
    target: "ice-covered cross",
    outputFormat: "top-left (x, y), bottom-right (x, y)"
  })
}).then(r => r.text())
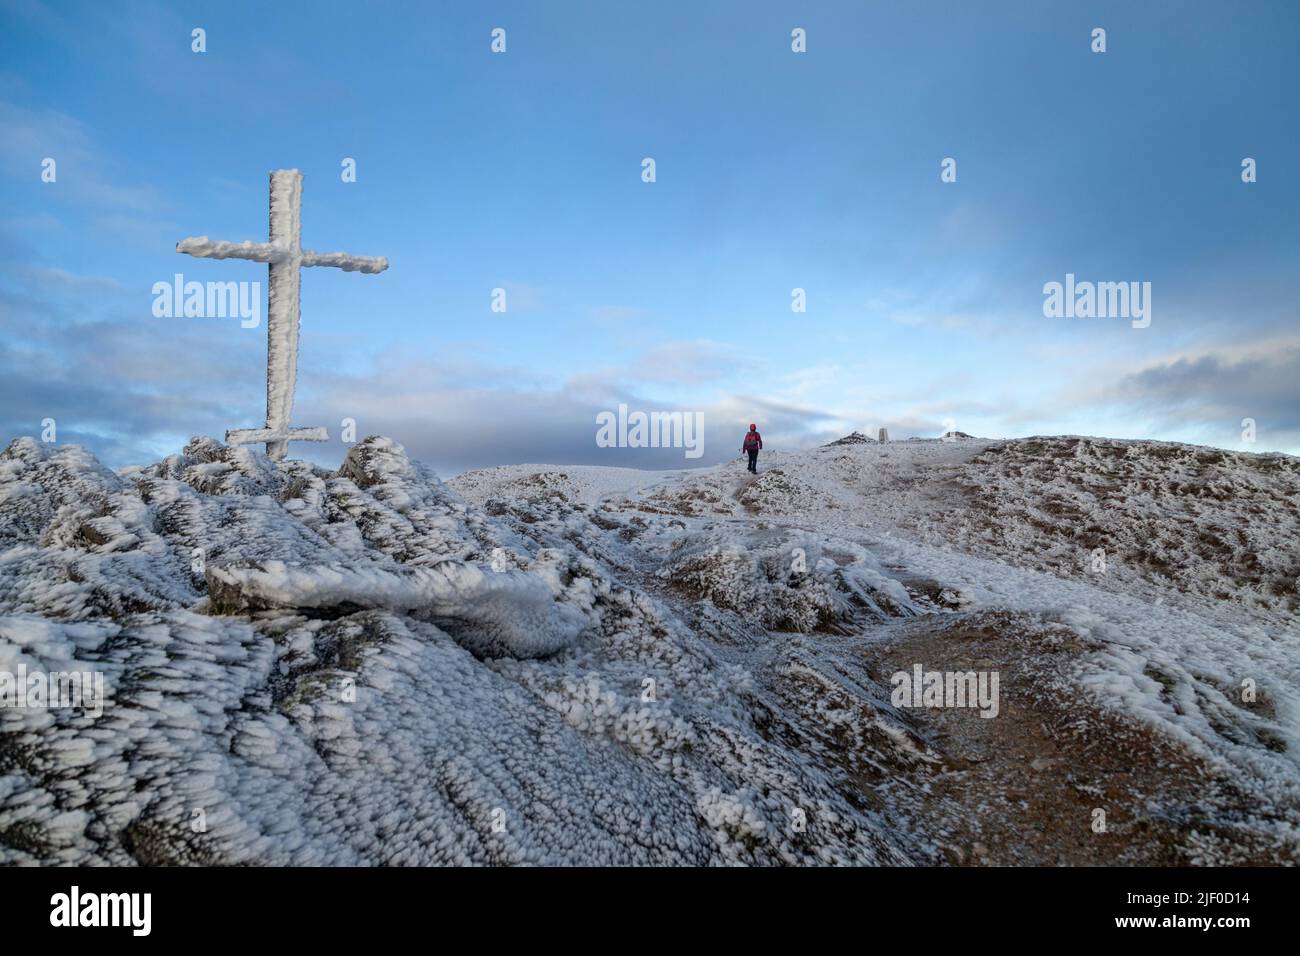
top-left (176, 169), bottom-right (388, 461)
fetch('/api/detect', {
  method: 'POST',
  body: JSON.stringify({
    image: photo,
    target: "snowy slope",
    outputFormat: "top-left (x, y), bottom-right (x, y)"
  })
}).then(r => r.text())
top-left (1, 433), bottom-right (1297, 865)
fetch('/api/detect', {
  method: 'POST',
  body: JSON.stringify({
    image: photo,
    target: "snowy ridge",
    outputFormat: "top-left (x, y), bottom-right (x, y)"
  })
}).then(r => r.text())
top-left (0, 436), bottom-right (916, 864)
top-left (1, 433), bottom-right (1297, 865)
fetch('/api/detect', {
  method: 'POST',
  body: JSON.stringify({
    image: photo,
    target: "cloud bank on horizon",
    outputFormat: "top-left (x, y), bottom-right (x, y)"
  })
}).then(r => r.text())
top-left (0, 0), bottom-right (1297, 473)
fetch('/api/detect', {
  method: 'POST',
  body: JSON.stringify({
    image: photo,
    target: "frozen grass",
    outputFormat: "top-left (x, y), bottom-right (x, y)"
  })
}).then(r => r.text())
top-left (1, 433), bottom-right (1296, 864)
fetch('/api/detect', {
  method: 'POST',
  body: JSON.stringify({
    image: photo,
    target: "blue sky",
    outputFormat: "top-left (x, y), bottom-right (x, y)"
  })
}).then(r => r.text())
top-left (1, 0), bottom-right (1297, 473)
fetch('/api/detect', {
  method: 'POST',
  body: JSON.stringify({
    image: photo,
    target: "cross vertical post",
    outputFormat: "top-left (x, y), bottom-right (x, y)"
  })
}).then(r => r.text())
top-left (266, 169), bottom-right (303, 462)
top-left (176, 168), bottom-right (388, 461)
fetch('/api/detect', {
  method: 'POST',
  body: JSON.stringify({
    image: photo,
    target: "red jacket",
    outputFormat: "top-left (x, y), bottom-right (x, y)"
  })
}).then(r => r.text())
top-left (742, 430), bottom-right (762, 452)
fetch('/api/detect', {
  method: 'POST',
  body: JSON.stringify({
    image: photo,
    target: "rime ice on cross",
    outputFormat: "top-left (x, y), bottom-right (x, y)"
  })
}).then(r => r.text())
top-left (176, 169), bottom-right (388, 461)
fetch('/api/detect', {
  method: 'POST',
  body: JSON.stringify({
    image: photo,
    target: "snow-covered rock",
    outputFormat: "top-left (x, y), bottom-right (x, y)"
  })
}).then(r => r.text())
top-left (825, 431), bottom-right (876, 446)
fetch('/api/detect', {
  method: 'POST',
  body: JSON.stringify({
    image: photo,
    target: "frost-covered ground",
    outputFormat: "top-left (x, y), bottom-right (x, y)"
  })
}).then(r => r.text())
top-left (1, 433), bottom-right (1297, 865)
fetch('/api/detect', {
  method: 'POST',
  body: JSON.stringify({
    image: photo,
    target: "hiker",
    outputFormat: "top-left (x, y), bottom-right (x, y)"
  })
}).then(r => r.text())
top-left (741, 423), bottom-right (762, 473)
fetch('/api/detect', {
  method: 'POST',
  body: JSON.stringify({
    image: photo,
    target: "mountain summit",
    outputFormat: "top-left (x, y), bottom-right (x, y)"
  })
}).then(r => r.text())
top-left (1, 434), bottom-right (1297, 864)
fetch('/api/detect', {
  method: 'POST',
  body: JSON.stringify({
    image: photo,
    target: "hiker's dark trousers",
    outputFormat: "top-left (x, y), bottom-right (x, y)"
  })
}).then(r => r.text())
top-left (746, 450), bottom-right (758, 473)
